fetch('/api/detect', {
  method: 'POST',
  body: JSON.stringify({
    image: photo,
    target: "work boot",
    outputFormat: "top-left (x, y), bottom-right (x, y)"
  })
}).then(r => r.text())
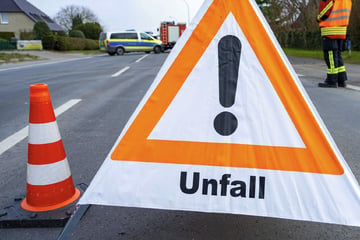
top-left (318, 82), bottom-right (337, 88)
top-left (338, 82), bottom-right (347, 88)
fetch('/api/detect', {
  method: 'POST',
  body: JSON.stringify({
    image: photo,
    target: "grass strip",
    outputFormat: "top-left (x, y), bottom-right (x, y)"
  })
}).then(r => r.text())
top-left (0, 53), bottom-right (39, 63)
top-left (283, 48), bottom-right (360, 64)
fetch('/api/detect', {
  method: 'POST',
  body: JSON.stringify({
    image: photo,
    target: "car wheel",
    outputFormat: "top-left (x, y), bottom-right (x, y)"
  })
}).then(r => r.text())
top-left (116, 47), bottom-right (125, 55)
top-left (153, 46), bottom-right (161, 54)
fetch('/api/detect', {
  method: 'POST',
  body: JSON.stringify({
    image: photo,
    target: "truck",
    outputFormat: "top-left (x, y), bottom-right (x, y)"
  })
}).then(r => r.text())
top-left (159, 21), bottom-right (186, 50)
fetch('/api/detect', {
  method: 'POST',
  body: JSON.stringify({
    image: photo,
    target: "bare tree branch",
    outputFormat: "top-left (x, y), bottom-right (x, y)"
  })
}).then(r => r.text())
top-left (54, 5), bottom-right (99, 31)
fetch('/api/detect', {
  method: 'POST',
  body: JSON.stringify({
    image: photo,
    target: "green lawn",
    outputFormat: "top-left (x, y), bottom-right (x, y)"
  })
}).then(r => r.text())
top-left (0, 52), bottom-right (38, 63)
top-left (283, 48), bottom-right (360, 64)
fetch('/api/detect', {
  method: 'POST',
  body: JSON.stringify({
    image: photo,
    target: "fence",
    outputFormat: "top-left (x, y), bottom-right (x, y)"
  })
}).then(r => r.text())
top-left (0, 41), bottom-right (16, 50)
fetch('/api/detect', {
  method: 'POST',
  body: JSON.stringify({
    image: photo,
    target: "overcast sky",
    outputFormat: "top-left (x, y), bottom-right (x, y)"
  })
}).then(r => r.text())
top-left (27, 0), bottom-right (205, 33)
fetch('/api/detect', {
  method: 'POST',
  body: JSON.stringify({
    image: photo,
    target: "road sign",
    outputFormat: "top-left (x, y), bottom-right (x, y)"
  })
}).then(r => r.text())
top-left (80, 0), bottom-right (360, 226)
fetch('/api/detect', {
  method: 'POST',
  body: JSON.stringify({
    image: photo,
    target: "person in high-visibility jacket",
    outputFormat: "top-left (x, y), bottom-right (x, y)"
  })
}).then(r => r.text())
top-left (317, 0), bottom-right (352, 88)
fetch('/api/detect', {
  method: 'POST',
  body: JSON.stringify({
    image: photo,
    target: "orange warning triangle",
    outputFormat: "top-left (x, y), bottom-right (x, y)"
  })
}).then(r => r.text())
top-left (111, 0), bottom-right (343, 175)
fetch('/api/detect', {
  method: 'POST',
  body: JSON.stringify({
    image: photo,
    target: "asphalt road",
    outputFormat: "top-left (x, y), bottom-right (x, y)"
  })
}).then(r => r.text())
top-left (0, 52), bottom-right (360, 239)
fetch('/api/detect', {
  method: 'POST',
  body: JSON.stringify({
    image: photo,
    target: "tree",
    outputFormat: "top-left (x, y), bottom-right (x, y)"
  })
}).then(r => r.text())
top-left (256, 0), bottom-right (360, 50)
top-left (256, 0), bottom-right (288, 33)
top-left (348, 0), bottom-right (360, 49)
top-left (54, 5), bottom-right (99, 31)
top-left (254, 0), bottom-right (319, 48)
top-left (72, 14), bottom-right (83, 30)
top-left (74, 22), bottom-right (103, 40)
top-left (33, 21), bottom-right (52, 40)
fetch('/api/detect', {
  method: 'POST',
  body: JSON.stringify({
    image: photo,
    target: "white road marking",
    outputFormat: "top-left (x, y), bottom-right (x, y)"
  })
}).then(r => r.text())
top-left (54, 99), bottom-right (82, 116)
top-left (0, 57), bottom-right (93, 72)
top-left (347, 84), bottom-right (360, 91)
top-left (0, 127), bottom-right (28, 156)
top-left (0, 99), bottom-right (82, 156)
top-left (135, 55), bottom-right (149, 63)
top-left (112, 66), bottom-right (130, 77)
top-left (297, 73), bottom-right (359, 91)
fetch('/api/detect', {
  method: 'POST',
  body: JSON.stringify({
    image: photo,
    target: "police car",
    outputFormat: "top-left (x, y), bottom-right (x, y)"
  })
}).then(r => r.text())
top-left (99, 31), bottom-right (164, 56)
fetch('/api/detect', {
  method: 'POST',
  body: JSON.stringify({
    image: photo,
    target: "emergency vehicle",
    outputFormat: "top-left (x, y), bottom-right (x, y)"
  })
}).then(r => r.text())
top-left (159, 21), bottom-right (186, 50)
top-left (99, 31), bottom-right (163, 56)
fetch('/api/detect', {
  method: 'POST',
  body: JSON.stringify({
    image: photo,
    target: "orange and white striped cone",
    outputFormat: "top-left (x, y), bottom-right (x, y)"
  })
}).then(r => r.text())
top-left (21, 83), bottom-right (80, 212)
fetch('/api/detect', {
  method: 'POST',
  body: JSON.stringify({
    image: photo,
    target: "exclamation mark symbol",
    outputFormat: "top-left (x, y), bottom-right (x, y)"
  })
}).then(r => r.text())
top-left (214, 35), bottom-right (241, 136)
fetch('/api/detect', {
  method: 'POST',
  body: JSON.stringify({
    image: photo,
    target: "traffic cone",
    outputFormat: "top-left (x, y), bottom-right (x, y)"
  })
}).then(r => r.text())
top-left (21, 83), bottom-right (80, 212)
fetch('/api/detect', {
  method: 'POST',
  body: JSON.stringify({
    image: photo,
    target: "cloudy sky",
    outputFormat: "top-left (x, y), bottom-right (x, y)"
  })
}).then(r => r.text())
top-left (27, 0), bottom-right (205, 33)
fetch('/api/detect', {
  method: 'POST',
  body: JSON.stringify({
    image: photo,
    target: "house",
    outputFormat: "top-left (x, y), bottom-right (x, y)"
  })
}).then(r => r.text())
top-left (0, 0), bottom-right (64, 39)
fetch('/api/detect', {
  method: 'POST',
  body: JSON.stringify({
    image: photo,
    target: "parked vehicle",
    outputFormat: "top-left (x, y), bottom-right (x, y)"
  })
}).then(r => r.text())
top-left (99, 31), bottom-right (163, 56)
top-left (159, 21), bottom-right (186, 50)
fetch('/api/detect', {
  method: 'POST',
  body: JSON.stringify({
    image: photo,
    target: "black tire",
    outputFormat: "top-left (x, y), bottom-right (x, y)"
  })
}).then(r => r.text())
top-left (153, 45), bottom-right (161, 54)
top-left (116, 47), bottom-right (125, 55)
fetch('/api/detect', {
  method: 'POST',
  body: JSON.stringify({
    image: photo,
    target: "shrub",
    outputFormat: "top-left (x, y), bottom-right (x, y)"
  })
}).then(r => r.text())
top-left (0, 32), bottom-right (15, 40)
top-left (278, 31), bottom-right (321, 50)
top-left (55, 36), bottom-right (71, 51)
top-left (33, 21), bottom-right (52, 40)
top-left (41, 35), bottom-right (99, 51)
top-left (74, 22), bottom-right (103, 40)
top-left (69, 30), bottom-right (85, 39)
top-left (20, 30), bottom-right (34, 40)
top-left (53, 36), bottom-right (99, 51)
top-left (42, 35), bottom-right (57, 50)
top-left (69, 38), bottom-right (86, 50)
top-left (84, 39), bottom-right (98, 50)
top-left (56, 31), bottom-right (67, 37)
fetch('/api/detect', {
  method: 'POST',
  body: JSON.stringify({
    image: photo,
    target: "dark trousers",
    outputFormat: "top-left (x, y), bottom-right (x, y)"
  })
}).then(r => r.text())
top-left (322, 37), bottom-right (347, 84)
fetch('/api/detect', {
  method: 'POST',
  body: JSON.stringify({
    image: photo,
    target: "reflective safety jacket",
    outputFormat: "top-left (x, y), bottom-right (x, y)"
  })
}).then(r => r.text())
top-left (318, 0), bottom-right (352, 39)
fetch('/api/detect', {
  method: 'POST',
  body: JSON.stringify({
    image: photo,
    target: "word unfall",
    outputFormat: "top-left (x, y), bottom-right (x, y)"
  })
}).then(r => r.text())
top-left (180, 172), bottom-right (266, 199)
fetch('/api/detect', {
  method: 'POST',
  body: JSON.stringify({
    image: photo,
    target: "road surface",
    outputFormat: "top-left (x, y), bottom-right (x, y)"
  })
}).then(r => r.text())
top-left (0, 52), bottom-right (359, 239)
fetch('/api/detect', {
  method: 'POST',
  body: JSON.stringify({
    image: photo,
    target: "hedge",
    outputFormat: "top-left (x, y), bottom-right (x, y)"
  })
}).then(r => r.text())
top-left (69, 30), bottom-right (85, 39)
top-left (349, 33), bottom-right (360, 51)
top-left (277, 31), bottom-right (360, 51)
top-left (20, 30), bottom-right (34, 40)
top-left (42, 36), bottom-right (98, 51)
top-left (74, 22), bottom-right (103, 40)
top-left (0, 32), bottom-right (15, 41)
top-left (277, 31), bottom-right (322, 50)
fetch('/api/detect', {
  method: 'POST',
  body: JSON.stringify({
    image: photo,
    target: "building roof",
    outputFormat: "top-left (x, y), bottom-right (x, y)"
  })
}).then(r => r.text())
top-left (0, 0), bottom-right (22, 12)
top-left (1, 0), bottom-right (64, 31)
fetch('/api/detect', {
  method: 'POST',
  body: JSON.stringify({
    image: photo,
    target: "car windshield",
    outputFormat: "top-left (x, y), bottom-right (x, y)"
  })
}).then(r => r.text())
top-left (140, 33), bottom-right (153, 40)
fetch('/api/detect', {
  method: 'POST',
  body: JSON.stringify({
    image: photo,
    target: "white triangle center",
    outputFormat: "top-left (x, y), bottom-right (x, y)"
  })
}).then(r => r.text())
top-left (148, 13), bottom-right (305, 148)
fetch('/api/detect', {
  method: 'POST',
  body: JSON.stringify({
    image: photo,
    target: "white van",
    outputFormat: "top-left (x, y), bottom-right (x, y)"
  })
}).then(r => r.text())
top-left (99, 31), bottom-right (164, 56)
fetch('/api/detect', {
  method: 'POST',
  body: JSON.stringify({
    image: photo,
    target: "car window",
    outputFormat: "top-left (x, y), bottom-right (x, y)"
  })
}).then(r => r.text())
top-left (110, 33), bottom-right (121, 39)
top-left (140, 33), bottom-right (153, 40)
top-left (126, 33), bottom-right (138, 40)
top-left (110, 33), bottom-right (138, 40)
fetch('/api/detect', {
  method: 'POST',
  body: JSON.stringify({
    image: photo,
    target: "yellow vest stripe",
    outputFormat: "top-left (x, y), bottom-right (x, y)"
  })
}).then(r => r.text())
top-left (321, 26), bottom-right (347, 37)
top-left (317, 1), bottom-right (334, 21)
